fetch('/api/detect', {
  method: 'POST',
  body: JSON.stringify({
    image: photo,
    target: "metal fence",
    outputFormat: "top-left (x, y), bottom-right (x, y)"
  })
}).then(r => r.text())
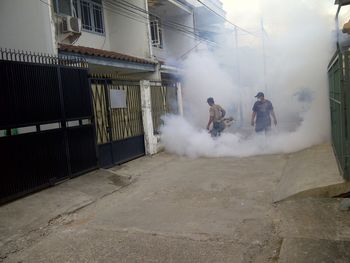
top-left (328, 50), bottom-right (350, 180)
top-left (0, 47), bottom-right (87, 67)
top-left (150, 80), bottom-right (178, 134)
top-left (91, 78), bottom-right (145, 167)
top-left (0, 48), bottom-right (97, 203)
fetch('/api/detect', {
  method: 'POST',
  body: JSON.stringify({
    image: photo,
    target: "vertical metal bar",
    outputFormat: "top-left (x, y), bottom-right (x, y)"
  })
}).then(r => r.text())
top-left (88, 78), bottom-right (99, 164)
top-left (57, 65), bottom-right (72, 178)
top-left (341, 54), bottom-right (346, 176)
top-left (103, 80), bottom-right (114, 164)
top-left (344, 51), bottom-right (350, 179)
top-left (5, 48), bottom-right (9, 60)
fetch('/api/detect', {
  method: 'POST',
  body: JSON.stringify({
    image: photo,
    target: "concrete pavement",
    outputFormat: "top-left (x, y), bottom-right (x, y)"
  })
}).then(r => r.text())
top-left (0, 144), bottom-right (349, 262)
top-left (274, 144), bottom-right (350, 202)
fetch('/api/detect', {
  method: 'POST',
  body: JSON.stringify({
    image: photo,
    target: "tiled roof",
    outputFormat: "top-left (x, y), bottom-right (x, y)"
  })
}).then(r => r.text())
top-left (58, 44), bottom-right (157, 65)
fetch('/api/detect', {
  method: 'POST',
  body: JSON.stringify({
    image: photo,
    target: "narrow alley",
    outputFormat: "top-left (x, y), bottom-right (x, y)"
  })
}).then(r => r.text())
top-left (1, 144), bottom-right (349, 262)
top-left (1, 0), bottom-right (350, 262)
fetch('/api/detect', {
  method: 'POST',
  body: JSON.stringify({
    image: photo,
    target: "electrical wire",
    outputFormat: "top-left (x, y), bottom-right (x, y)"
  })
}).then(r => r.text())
top-left (118, 0), bottom-right (221, 36)
top-left (104, 2), bottom-right (218, 48)
top-left (104, 0), bottom-right (220, 46)
top-left (39, 0), bottom-right (221, 49)
top-left (195, 0), bottom-right (259, 37)
top-left (176, 40), bottom-right (203, 60)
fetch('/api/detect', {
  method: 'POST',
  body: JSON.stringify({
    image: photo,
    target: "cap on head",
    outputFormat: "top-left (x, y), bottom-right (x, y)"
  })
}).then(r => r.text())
top-left (207, 97), bottom-right (214, 103)
top-left (254, 92), bottom-right (264, 98)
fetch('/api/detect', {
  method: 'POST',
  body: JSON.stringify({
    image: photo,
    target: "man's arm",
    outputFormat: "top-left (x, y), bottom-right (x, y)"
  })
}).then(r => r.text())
top-left (207, 116), bottom-right (214, 130)
top-left (251, 112), bottom-right (256, 126)
top-left (271, 110), bottom-right (277, 125)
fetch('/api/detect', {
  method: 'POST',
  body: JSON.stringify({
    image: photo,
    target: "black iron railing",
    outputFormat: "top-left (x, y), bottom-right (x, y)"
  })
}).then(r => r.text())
top-left (0, 48), bottom-right (87, 68)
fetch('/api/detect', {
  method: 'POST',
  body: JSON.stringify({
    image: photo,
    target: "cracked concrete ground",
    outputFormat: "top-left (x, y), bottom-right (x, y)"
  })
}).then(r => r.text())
top-left (0, 144), bottom-right (349, 262)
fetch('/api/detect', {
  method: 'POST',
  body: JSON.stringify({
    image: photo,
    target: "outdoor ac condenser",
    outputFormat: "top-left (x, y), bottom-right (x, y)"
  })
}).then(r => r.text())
top-left (62, 16), bottom-right (82, 34)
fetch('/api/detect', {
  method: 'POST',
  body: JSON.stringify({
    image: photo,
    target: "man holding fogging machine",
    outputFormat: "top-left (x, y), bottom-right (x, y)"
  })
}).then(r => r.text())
top-left (206, 97), bottom-right (234, 137)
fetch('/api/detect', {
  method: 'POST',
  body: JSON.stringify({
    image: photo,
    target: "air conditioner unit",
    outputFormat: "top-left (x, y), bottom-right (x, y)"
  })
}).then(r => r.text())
top-left (62, 16), bottom-right (81, 34)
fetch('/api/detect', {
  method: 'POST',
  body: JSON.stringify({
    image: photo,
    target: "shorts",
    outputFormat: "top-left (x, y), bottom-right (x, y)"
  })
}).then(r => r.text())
top-left (211, 122), bottom-right (225, 137)
top-left (255, 125), bottom-right (271, 133)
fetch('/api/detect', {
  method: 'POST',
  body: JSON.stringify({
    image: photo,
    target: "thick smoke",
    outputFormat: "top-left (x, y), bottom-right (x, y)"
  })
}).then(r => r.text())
top-left (160, 0), bottom-right (336, 158)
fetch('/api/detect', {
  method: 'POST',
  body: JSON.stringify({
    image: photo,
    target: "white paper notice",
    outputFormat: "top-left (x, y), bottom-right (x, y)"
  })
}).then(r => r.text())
top-left (110, 89), bottom-right (127, 108)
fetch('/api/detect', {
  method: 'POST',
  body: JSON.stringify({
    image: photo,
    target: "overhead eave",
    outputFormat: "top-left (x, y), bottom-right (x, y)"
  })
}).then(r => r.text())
top-left (58, 44), bottom-right (157, 72)
top-left (160, 64), bottom-right (184, 75)
top-left (336, 0), bottom-right (350, 6)
top-left (85, 54), bottom-right (156, 72)
top-left (169, 0), bottom-right (193, 14)
top-left (59, 51), bottom-right (156, 72)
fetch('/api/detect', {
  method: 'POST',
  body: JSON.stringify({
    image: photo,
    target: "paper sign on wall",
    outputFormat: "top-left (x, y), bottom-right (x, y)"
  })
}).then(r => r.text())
top-left (110, 90), bottom-right (127, 108)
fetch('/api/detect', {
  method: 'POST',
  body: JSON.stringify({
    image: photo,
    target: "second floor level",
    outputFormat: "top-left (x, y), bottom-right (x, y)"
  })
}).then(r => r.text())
top-left (0, 0), bottom-right (226, 64)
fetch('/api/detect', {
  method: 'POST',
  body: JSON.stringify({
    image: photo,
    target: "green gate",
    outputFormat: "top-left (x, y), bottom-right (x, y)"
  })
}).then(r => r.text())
top-left (328, 50), bottom-right (350, 180)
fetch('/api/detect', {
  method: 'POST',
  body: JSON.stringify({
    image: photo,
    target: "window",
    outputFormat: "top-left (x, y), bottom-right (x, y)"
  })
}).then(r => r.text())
top-left (73, 0), bottom-right (104, 34)
top-left (54, 0), bottom-right (72, 16)
top-left (150, 16), bottom-right (163, 49)
top-left (54, 0), bottom-right (104, 34)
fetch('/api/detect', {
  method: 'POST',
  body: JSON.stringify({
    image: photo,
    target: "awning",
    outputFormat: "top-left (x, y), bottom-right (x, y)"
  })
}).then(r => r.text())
top-left (58, 44), bottom-right (157, 72)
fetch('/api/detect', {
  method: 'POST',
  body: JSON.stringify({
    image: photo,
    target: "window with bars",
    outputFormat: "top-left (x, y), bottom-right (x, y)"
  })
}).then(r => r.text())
top-left (54, 0), bottom-right (104, 34)
top-left (150, 16), bottom-right (163, 49)
top-left (54, 0), bottom-right (73, 16)
top-left (72, 0), bottom-right (105, 34)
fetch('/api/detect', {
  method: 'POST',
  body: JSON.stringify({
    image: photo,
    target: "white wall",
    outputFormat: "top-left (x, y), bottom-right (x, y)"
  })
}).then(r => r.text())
top-left (0, 0), bottom-right (55, 54)
top-left (338, 5), bottom-right (350, 28)
top-left (151, 11), bottom-right (196, 63)
top-left (73, 32), bottom-right (110, 50)
top-left (58, 0), bottom-right (151, 59)
top-left (72, 14), bottom-right (111, 50)
top-left (106, 0), bottom-right (151, 58)
top-left (163, 14), bottom-right (196, 62)
top-left (337, 5), bottom-right (350, 50)
top-left (186, 0), bottom-right (225, 17)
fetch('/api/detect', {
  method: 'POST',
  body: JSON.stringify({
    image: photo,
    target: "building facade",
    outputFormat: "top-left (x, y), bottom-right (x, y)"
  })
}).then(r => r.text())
top-left (0, 0), bottom-right (226, 158)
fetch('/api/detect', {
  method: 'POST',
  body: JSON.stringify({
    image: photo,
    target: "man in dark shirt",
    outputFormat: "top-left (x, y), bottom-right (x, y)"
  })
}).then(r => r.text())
top-left (251, 92), bottom-right (277, 133)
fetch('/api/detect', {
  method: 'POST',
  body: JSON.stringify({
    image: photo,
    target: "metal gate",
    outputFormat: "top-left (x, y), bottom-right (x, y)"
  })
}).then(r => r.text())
top-left (0, 49), bottom-right (98, 203)
top-left (91, 78), bottom-right (145, 167)
top-left (328, 50), bottom-right (350, 180)
top-left (150, 80), bottom-right (178, 134)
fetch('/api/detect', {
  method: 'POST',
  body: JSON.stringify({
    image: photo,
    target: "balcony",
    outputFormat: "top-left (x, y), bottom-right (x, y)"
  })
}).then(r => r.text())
top-left (148, 0), bottom-right (196, 63)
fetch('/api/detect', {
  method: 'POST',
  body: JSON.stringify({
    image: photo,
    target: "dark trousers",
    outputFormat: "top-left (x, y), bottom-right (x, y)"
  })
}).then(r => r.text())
top-left (211, 122), bottom-right (225, 137)
top-left (255, 121), bottom-right (271, 134)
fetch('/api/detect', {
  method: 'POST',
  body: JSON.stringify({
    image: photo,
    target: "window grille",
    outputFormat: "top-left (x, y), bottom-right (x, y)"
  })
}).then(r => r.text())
top-left (150, 16), bottom-right (163, 49)
top-left (54, 0), bottom-right (105, 34)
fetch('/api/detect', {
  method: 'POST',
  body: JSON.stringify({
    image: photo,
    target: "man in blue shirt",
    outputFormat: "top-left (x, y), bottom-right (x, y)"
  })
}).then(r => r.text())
top-left (251, 92), bottom-right (277, 133)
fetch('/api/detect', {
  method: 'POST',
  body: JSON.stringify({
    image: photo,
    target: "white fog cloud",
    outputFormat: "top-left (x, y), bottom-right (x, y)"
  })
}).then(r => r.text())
top-left (160, 0), bottom-right (336, 158)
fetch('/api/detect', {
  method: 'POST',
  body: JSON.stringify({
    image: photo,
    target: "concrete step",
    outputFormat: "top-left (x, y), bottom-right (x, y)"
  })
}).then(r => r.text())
top-left (273, 144), bottom-right (350, 202)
